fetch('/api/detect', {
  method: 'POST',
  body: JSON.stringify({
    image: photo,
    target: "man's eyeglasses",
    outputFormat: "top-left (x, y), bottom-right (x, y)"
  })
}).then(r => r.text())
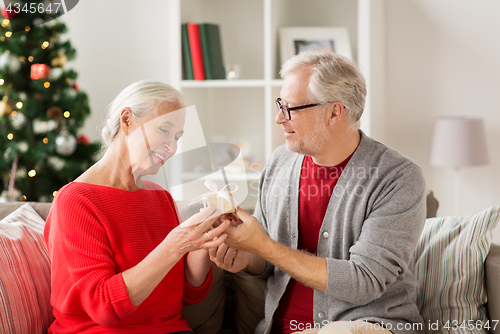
top-left (275, 97), bottom-right (335, 120)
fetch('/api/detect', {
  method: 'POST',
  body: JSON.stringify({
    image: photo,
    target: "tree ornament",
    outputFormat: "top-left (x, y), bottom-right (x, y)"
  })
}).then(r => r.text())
top-left (50, 52), bottom-right (67, 67)
top-left (47, 106), bottom-right (63, 119)
top-left (73, 83), bottom-right (79, 90)
top-left (1, 6), bottom-right (19, 20)
top-left (55, 130), bottom-right (77, 156)
top-left (0, 96), bottom-right (13, 116)
top-left (31, 64), bottom-right (51, 80)
top-left (34, 119), bottom-right (57, 134)
top-left (77, 135), bottom-right (90, 145)
top-left (0, 51), bottom-right (22, 72)
top-left (11, 110), bottom-right (26, 129)
top-left (7, 155), bottom-right (18, 198)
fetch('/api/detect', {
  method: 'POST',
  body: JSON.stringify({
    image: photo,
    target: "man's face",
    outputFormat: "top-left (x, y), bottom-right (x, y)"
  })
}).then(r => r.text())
top-left (276, 69), bottom-right (329, 156)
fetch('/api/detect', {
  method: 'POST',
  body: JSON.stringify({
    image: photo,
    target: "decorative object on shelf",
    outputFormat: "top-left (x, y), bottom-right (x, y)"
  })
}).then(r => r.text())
top-left (429, 116), bottom-right (490, 215)
top-left (189, 179), bottom-right (237, 214)
top-left (55, 130), bottom-right (77, 156)
top-left (30, 64), bottom-right (51, 80)
top-left (225, 64), bottom-right (241, 80)
top-left (280, 27), bottom-right (352, 65)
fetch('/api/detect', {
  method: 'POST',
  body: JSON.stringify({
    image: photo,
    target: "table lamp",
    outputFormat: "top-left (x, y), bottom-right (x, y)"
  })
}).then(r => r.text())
top-left (429, 116), bottom-right (489, 215)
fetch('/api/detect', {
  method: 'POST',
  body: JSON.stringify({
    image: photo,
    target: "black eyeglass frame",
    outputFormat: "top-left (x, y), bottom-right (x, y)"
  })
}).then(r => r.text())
top-left (275, 97), bottom-right (336, 120)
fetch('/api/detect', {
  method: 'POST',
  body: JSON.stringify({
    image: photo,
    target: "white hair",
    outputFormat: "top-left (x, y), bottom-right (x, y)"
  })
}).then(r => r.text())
top-left (100, 80), bottom-right (185, 150)
top-left (280, 50), bottom-right (366, 126)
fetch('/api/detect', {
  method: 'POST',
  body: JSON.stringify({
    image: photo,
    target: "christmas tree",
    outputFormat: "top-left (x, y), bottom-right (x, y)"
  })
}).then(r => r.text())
top-left (0, 2), bottom-right (100, 202)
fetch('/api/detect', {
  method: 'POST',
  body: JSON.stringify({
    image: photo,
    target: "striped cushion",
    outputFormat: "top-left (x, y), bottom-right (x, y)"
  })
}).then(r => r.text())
top-left (0, 203), bottom-right (53, 334)
top-left (413, 206), bottom-right (500, 334)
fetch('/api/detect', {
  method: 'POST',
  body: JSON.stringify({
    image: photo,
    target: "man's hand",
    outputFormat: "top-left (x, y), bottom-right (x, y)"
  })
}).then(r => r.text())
top-left (219, 207), bottom-right (328, 292)
top-left (222, 207), bottom-right (271, 255)
top-left (209, 243), bottom-right (250, 273)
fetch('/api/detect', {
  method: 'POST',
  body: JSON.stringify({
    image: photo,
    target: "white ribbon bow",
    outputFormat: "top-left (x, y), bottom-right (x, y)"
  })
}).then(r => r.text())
top-left (189, 179), bottom-right (238, 210)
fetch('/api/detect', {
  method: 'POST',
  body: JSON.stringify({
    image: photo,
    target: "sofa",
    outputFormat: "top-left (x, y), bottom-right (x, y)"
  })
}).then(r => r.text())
top-left (1, 198), bottom-right (500, 334)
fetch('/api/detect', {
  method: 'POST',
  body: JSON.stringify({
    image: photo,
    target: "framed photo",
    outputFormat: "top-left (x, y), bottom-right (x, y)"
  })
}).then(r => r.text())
top-left (279, 27), bottom-right (352, 65)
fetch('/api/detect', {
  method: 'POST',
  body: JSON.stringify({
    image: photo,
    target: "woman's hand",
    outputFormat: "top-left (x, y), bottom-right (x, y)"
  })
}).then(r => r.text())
top-left (166, 206), bottom-right (230, 256)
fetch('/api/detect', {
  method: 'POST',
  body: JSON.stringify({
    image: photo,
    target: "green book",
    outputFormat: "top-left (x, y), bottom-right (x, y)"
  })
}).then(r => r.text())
top-left (199, 23), bottom-right (225, 80)
top-left (181, 23), bottom-right (194, 80)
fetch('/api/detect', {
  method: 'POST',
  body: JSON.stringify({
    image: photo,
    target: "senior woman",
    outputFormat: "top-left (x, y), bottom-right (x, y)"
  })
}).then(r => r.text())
top-left (44, 80), bottom-right (229, 333)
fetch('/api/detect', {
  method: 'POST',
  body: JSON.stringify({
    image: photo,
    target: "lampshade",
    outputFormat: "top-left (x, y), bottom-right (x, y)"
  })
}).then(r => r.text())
top-left (429, 116), bottom-right (489, 167)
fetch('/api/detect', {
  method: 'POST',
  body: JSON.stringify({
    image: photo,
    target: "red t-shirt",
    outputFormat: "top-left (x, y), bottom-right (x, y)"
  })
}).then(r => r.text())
top-left (272, 154), bottom-right (352, 334)
top-left (44, 181), bottom-right (212, 333)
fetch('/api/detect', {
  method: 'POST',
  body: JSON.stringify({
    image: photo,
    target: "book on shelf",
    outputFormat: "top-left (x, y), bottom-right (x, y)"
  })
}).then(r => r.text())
top-left (199, 23), bottom-right (225, 80)
top-left (182, 22), bottom-right (225, 80)
top-left (187, 23), bottom-right (206, 80)
top-left (181, 23), bottom-right (194, 80)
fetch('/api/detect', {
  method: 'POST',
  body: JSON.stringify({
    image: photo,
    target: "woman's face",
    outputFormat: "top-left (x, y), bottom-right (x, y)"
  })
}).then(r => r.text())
top-left (127, 104), bottom-right (186, 180)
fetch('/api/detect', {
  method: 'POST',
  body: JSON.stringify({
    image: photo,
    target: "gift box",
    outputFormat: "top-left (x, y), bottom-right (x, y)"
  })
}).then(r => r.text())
top-left (190, 179), bottom-right (238, 214)
top-left (203, 193), bottom-right (235, 214)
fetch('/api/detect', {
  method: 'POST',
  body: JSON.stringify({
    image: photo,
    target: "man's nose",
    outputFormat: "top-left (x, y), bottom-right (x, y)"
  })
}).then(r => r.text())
top-left (275, 109), bottom-right (287, 124)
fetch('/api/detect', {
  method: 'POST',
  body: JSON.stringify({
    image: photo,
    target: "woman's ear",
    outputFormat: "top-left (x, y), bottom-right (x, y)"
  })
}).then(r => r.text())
top-left (120, 108), bottom-right (133, 136)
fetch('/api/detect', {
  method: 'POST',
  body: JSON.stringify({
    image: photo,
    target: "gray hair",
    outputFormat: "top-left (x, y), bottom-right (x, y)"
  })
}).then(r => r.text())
top-left (280, 50), bottom-right (366, 126)
top-left (101, 80), bottom-right (185, 150)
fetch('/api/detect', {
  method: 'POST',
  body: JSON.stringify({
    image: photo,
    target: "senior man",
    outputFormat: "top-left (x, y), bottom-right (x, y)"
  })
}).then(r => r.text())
top-left (210, 50), bottom-right (426, 334)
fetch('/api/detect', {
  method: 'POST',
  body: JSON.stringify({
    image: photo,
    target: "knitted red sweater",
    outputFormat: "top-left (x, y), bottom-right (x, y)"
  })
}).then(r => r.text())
top-left (44, 181), bottom-right (212, 333)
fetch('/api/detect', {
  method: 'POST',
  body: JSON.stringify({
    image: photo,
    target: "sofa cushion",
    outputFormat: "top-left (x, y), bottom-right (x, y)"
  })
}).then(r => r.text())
top-left (0, 203), bottom-right (53, 334)
top-left (413, 206), bottom-right (500, 334)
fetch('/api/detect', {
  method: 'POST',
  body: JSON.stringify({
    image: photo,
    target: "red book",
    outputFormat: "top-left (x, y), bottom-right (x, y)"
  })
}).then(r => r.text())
top-left (187, 23), bottom-right (205, 80)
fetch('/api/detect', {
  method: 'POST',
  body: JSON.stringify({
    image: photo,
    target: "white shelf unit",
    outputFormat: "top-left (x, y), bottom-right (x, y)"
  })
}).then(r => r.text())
top-left (164, 0), bottom-right (384, 208)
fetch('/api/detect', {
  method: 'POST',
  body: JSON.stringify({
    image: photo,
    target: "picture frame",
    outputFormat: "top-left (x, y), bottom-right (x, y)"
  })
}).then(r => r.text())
top-left (279, 27), bottom-right (352, 65)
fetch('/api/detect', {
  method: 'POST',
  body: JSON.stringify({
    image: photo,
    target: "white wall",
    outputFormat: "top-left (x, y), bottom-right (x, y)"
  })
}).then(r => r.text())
top-left (62, 0), bottom-right (500, 240)
top-left (383, 0), bottom-right (500, 242)
top-left (62, 0), bottom-right (171, 141)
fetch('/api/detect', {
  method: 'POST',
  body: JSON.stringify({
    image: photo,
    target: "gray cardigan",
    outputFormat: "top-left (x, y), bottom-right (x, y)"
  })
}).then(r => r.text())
top-left (254, 131), bottom-right (426, 334)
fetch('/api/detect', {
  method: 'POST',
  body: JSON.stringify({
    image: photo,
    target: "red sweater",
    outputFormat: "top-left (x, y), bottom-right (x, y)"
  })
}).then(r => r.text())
top-left (273, 154), bottom-right (352, 334)
top-left (44, 181), bottom-right (212, 333)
